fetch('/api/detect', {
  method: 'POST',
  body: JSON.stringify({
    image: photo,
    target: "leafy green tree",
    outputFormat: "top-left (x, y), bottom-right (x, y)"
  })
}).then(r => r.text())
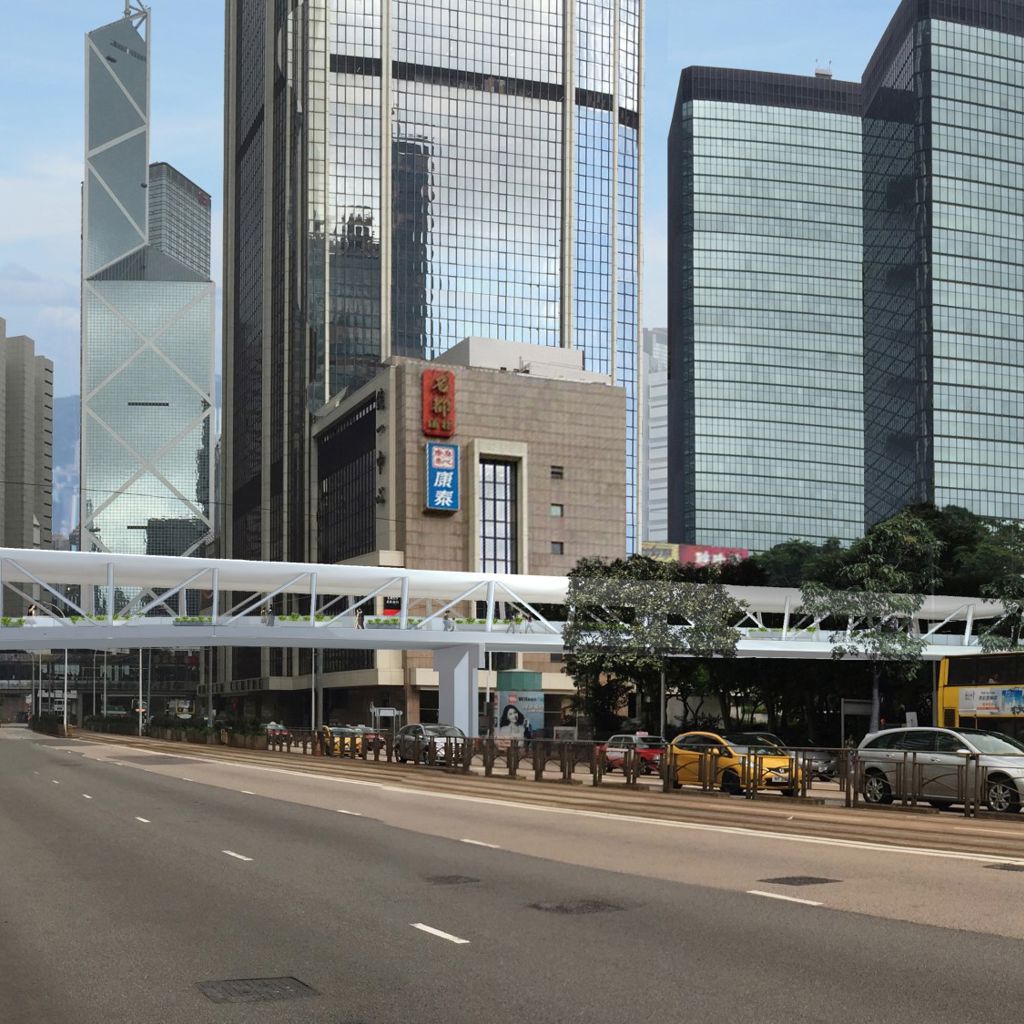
top-left (802, 561), bottom-right (928, 734)
top-left (799, 507), bottom-right (941, 733)
top-left (562, 555), bottom-right (743, 733)
top-left (977, 521), bottom-right (1024, 652)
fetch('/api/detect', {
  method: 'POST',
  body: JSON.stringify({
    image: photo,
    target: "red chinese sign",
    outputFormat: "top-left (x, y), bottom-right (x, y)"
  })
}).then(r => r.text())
top-left (679, 544), bottom-right (749, 567)
top-left (422, 369), bottom-right (456, 437)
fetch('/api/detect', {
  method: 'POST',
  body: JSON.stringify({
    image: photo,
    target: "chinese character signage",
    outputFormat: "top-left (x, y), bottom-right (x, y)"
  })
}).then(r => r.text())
top-left (425, 443), bottom-right (460, 512)
top-left (422, 369), bottom-right (456, 437)
top-left (679, 544), bottom-right (749, 567)
top-left (958, 686), bottom-right (1024, 717)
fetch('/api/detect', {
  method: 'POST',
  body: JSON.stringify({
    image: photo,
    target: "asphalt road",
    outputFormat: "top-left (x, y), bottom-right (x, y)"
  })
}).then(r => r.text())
top-left (3, 726), bottom-right (1023, 1024)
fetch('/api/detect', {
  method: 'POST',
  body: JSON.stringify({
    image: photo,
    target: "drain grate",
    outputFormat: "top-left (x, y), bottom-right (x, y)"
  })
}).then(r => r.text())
top-left (196, 977), bottom-right (318, 1004)
top-left (758, 876), bottom-right (840, 887)
top-left (985, 863), bottom-right (1024, 872)
top-left (425, 875), bottom-right (480, 886)
top-left (529, 899), bottom-right (623, 915)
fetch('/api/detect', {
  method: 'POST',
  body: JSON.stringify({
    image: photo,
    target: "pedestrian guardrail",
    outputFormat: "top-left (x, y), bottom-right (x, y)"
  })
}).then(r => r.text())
top-left (78, 726), bottom-right (1024, 819)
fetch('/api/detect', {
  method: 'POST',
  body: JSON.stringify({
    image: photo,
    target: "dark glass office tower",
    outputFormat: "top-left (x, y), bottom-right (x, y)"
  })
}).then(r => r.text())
top-left (863, 0), bottom-right (1024, 526)
top-left (223, 0), bottom-right (643, 567)
top-left (667, 68), bottom-right (864, 551)
top-left (80, 6), bottom-right (215, 559)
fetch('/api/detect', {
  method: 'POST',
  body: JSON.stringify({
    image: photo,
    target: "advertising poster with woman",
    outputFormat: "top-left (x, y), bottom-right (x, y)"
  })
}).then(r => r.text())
top-left (494, 693), bottom-right (545, 745)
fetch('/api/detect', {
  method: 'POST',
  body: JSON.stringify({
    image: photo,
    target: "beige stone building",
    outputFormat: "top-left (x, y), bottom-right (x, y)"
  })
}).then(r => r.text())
top-left (222, 338), bottom-right (625, 729)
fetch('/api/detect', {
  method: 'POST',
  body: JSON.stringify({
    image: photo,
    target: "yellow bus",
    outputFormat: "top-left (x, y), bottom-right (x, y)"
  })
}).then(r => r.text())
top-left (938, 653), bottom-right (1024, 739)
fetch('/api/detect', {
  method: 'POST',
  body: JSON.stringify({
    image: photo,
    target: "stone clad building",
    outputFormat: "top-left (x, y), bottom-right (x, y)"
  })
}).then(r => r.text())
top-left (220, 338), bottom-right (626, 729)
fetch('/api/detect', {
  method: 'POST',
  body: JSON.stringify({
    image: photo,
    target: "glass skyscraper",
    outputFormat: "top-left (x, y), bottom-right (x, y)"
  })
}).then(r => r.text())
top-left (223, 0), bottom-right (643, 567)
top-left (80, 7), bottom-right (215, 560)
top-left (863, 0), bottom-right (1024, 525)
top-left (667, 68), bottom-right (864, 551)
top-left (641, 326), bottom-right (667, 541)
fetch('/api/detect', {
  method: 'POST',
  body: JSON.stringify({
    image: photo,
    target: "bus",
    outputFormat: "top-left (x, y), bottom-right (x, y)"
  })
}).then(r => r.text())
top-left (938, 652), bottom-right (1024, 739)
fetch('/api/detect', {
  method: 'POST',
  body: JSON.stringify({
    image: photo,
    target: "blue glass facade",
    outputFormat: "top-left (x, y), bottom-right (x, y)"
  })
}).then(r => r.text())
top-left (667, 69), bottom-right (864, 552)
top-left (226, 0), bottom-right (643, 563)
top-left (863, 0), bottom-right (1024, 525)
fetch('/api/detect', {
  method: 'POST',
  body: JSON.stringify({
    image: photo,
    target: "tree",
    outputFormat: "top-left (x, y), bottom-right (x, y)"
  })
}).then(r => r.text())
top-left (798, 507), bottom-right (942, 734)
top-left (562, 556), bottom-right (743, 733)
top-left (977, 521), bottom-right (1024, 652)
top-left (802, 560), bottom-right (927, 734)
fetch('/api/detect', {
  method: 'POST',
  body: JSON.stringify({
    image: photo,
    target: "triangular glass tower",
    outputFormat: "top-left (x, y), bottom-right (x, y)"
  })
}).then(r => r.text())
top-left (80, 5), bottom-right (215, 560)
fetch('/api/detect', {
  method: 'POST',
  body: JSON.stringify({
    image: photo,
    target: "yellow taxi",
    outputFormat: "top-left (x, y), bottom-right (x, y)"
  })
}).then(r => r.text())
top-left (668, 731), bottom-right (800, 795)
top-left (320, 724), bottom-right (364, 756)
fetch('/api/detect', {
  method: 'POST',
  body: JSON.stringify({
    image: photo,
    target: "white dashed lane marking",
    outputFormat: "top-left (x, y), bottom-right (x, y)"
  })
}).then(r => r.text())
top-left (747, 890), bottom-right (823, 907)
top-left (411, 923), bottom-right (470, 945)
top-left (82, 794), bottom-right (93, 800)
top-left (222, 850), bottom-right (253, 862)
top-left (460, 839), bottom-right (500, 849)
top-left (135, 817), bottom-right (151, 824)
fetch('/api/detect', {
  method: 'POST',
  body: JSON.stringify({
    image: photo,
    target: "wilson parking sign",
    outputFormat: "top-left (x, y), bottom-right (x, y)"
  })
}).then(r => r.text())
top-left (425, 443), bottom-right (460, 512)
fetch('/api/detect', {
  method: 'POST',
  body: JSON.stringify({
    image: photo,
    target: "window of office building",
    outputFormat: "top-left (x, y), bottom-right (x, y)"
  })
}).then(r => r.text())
top-left (480, 459), bottom-right (518, 574)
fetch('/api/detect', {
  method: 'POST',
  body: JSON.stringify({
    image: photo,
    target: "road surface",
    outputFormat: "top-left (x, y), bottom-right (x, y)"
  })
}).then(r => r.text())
top-left (2, 726), bottom-right (1021, 1024)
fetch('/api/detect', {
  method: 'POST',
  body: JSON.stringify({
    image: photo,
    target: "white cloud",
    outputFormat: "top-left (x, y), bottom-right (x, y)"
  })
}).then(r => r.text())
top-left (0, 263), bottom-right (78, 307)
top-left (0, 153), bottom-right (82, 246)
top-left (37, 305), bottom-right (81, 333)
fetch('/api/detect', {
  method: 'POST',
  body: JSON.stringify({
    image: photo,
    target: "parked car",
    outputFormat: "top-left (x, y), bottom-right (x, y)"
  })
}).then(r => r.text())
top-left (857, 726), bottom-right (1024, 814)
top-left (264, 721), bottom-right (291, 742)
top-left (600, 733), bottom-right (665, 774)
top-left (727, 732), bottom-right (838, 782)
top-left (393, 724), bottom-right (467, 764)
top-left (320, 724), bottom-right (364, 756)
top-left (667, 731), bottom-right (802, 795)
top-left (349, 724), bottom-right (386, 752)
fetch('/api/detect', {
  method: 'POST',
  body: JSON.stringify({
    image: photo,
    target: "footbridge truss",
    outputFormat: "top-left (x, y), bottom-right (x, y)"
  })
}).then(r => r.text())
top-left (0, 547), bottom-right (999, 661)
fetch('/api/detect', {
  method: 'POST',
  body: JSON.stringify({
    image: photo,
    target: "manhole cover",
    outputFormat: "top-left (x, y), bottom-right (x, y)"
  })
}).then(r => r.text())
top-left (196, 977), bottom-right (318, 1004)
top-left (529, 899), bottom-right (623, 915)
top-left (758, 876), bottom-right (840, 887)
top-left (985, 863), bottom-right (1024, 872)
top-left (425, 875), bottom-right (480, 885)
top-left (112, 755), bottom-right (196, 766)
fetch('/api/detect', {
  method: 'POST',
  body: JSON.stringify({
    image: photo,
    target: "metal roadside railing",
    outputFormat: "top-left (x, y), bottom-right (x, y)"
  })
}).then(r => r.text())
top-left (850, 748), bottom-right (1024, 818)
top-left (128, 727), bottom-right (1024, 819)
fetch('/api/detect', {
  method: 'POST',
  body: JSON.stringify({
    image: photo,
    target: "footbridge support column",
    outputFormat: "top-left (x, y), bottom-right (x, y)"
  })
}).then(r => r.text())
top-left (433, 644), bottom-right (483, 738)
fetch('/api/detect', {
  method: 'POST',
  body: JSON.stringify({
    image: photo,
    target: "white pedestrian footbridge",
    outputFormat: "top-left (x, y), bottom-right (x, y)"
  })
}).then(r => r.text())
top-left (0, 548), bottom-right (1000, 736)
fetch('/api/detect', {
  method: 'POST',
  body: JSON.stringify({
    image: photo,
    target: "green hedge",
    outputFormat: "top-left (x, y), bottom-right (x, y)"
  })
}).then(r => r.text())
top-left (83, 715), bottom-right (138, 735)
top-left (30, 713), bottom-right (62, 735)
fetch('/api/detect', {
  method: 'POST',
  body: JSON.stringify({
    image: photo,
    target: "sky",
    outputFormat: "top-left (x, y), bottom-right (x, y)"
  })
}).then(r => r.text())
top-left (0, 0), bottom-right (901, 397)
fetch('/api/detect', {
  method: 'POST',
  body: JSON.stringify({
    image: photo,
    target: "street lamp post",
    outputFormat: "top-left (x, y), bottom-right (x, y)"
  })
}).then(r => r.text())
top-left (62, 647), bottom-right (69, 733)
top-left (138, 649), bottom-right (144, 737)
top-left (659, 667), bottom-right (666, 740)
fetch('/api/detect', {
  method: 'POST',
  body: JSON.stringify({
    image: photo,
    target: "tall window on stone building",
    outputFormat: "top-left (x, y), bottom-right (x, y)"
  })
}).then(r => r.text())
top-left (480, 459), bottom-right (517, 574)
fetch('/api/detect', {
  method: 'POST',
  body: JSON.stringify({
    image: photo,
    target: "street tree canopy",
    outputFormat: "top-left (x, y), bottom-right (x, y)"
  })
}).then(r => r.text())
top-left (800, 513), bottom-right (940, 731)
top-left (562, 556), bottom-right (743, 732)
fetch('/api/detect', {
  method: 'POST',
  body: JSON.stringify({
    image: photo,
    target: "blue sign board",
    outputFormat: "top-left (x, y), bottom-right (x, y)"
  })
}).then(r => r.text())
top-left (425, 443), bottom-right (460, 512)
